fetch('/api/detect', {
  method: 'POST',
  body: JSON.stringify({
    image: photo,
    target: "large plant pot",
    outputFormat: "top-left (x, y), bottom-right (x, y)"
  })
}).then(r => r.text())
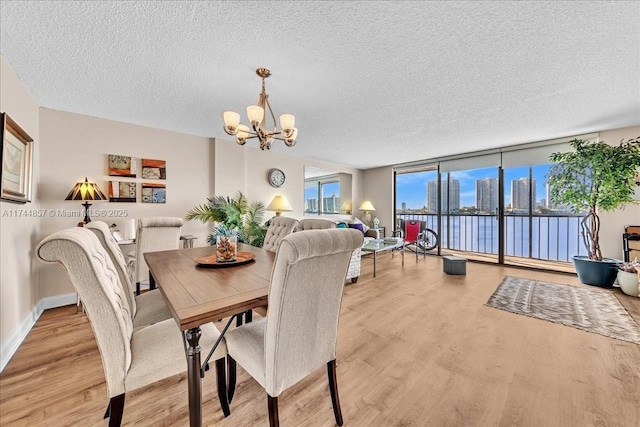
top-left (571, 255), bottom-right (618, 288)
top-left (617, 271), bottom-right (640, 297)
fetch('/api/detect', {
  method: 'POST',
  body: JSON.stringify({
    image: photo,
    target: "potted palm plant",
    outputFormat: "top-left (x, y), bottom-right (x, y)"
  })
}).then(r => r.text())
top-left (185, 191), bottom-right (269, 247)
top-left (547, 137), bottom-right (640, 287)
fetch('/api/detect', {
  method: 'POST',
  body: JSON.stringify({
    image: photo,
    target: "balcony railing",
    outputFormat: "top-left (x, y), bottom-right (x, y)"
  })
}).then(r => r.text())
top-left (396, 212), bottom-right (586, 262)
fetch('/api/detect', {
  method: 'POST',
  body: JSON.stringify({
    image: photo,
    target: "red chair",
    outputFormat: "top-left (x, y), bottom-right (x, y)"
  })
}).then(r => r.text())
top-left (394, 219), bottom-right (439, 261)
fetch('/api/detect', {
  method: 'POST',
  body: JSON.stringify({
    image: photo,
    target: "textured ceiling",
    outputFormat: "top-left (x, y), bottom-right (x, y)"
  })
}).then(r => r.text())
top-left (1, 1), bottom-right (639, 169)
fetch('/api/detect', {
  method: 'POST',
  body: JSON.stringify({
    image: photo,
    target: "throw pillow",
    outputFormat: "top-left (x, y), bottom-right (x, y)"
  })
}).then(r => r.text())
top-left (336, 222), bottom-right (348, 229)
top-left (353, 217), bottom-right (370, 233)
top-left (348, 223), bottom-right (365, 234)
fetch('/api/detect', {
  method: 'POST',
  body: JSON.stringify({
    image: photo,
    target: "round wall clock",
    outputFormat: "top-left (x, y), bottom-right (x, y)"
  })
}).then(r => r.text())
top-left (268, 168), bottom-right (286, 188)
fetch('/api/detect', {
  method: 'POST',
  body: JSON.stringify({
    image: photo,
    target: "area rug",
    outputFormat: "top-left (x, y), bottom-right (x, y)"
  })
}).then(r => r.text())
top-left (486, 276), bottom-right (640, 344)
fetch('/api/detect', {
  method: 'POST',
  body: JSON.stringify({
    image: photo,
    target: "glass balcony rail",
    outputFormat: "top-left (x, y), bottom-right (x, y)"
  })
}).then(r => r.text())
top-left (396, 213), bottom-right (586, 262)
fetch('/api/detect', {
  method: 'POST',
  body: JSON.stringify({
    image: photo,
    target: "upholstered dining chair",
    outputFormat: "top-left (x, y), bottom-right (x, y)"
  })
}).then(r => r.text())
top-left (86, 221), bottom-right (171, 328)
top-left (224, 228), bottom-right (364, 427)
top-left (262, 216), bottom-right (299, 252)
top-left (295, 218), bottom-right (361, 283)
top-left (135, 217), bottom-right (183, 295)
top-left (36, 228), bottom-right (230, 426)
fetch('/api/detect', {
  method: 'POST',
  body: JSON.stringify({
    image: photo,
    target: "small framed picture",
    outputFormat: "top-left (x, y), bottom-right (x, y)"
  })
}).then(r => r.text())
top-left (109, 181), bottom-right (136, 202)
top-left (108, 154), bottom-right (137, 177)
top-left (1, 113), bottom-right (34, 203)
top-left (141, 158), bottom-right (166, 179)
top-left (142, 182), bottom-right (166, 203)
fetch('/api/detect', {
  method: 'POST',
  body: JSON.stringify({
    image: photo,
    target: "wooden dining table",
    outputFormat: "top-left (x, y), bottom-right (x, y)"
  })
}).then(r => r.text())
top-left (144, 243), bottom-right (275, 427)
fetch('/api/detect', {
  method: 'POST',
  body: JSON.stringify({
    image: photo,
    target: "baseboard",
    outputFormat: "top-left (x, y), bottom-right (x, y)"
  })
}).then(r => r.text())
top-left (0, 292), bottom-right (77, 373)
top-left (39, 292), bottom-right (78, 311)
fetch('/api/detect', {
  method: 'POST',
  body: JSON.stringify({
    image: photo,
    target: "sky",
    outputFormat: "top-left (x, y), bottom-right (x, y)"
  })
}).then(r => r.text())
top-left (396, 164), bottom-right (553, 209)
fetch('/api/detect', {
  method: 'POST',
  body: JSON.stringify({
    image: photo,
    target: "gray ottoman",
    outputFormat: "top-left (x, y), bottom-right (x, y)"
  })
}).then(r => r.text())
top-left (443, 255), bottom-right (466, 275)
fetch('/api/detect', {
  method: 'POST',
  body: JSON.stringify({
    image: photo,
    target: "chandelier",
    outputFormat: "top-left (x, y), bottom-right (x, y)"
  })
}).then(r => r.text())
top-left (222, 68), bottom-right (298, 150)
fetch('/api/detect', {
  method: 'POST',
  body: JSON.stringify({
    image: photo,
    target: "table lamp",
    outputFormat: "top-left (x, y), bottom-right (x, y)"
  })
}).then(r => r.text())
top-left (65, 177), bottom-right (107, 224)
top-left (340, 201), bottom-right (352, 215)
top-left (359, 201), bottom-right (376, 226)
top-left (266, 195), bottom-right (293, 217)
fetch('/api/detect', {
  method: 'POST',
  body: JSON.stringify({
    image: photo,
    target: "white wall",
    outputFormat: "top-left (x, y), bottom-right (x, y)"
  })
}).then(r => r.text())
top-left (598, 125), bottom-right (640, 260)
top-left (214, 137), bottom-right (364, 223)
top-left (362, 166), bottom-right (395, 233)
top-left (0, 53), bottom-right (41, 366)
top-left (37, 108), bottom-right (214, 297)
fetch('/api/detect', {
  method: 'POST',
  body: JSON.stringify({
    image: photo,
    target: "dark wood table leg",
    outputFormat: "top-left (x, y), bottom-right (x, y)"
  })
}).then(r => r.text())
top-left (148, 271), bottom-right (156, 291)
top-left (186, 327), bottom-right (203, 427)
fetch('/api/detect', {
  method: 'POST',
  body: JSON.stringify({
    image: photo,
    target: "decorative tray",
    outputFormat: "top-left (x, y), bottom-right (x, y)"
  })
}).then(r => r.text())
top-left (195, 251), bottom-right (256, 268)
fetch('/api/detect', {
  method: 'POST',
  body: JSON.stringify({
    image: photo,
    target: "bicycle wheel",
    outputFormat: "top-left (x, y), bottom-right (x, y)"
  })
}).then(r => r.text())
top-left (422, 228), bottom-right (439, 251)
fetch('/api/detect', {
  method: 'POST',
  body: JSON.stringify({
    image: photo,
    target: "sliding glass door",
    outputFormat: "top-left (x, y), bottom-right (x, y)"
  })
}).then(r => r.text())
top-left (395, 166), bottom-right (439, 232)
top-left (440, 167), bottom-right (500, 263)
top-left (393, 138), bottom-right (591, 271)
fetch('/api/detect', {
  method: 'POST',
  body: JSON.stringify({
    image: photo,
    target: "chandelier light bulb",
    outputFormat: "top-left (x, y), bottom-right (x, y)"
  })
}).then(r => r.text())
top-left (279, 114), bottom-right (295, 135)
top-left (236, 124), bottom-right (250, 145)
top-left (247, 105), bottom-right (264, 126)
top-left (223, 111), bottom-right (240, 135)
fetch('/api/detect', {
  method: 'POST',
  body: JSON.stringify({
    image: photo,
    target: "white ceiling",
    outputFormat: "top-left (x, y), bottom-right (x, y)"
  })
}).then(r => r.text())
top-left (1, 1), bottom-right (639, 169)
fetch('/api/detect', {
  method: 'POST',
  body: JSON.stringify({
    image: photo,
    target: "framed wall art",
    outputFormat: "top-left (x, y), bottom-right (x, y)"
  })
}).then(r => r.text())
top-left (109, 181), bottom-right (136, 202)
top-left (141, 158), bottom-right (166, 179)
top-left (1, 113), bottom-right (34, 203)
top-left (108, 154), bottom-right (137, 177)
top-left (142, 182), bottom-right (166, 203)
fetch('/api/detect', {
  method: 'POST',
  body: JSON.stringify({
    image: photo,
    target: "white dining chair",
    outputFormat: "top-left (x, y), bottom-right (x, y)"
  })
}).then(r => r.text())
top-left (85, 221), bottom-right (171, 328)
top-left (36, 228), bottom-right (230, 426)
top-left (135, 217), bottom-right (183, 295)
top-left (261, 216), bottom-right (299, 252)
top-left (224, 228), bottom-right (364, 427)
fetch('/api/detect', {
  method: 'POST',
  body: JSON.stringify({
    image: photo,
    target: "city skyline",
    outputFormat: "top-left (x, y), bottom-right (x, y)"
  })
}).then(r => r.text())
top-left (396, 164), bottom-right (554, 210)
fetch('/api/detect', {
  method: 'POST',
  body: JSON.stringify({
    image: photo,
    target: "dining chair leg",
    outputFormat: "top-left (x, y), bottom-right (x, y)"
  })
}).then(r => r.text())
top-left (327, 360), bottom-right (344, 426)
top-left (228, 355), bottom-right (237, 403)
top-left (107, 394), bottom-right (125, 427)
top-left (267, 394), bottom-right (279, 427)
top-left (215, 358), bottom-right (231, 417)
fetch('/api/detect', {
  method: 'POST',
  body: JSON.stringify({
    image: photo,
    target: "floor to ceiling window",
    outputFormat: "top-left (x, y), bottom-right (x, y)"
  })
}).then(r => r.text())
top-left (395, 165), bottom-right (439, 232)
top-left (394, 136), bottom-right (592, 271)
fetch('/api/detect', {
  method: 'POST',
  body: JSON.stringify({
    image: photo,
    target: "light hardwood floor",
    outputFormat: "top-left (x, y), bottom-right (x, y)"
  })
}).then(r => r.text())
top-left (1, 254), bottom-right (639, 426)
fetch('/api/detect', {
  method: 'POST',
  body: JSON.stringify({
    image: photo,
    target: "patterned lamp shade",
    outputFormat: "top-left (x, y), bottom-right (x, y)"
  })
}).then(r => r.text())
top-left (65, 178), bottom-right (107, 224)
top-left (65, 177), bottom-right (107, 201)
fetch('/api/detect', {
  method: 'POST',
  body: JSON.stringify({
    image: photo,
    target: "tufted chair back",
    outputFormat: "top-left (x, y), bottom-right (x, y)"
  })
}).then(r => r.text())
top-left (135, 217), bottom-right (183, 284)
top-left (86, 221), bottom-right (137, 317)
top-left (36, 227), bottom-right (134, 397)
top-left (295, 218), bottom-right (337, 231)
top-left (262, 216), bottom-right (299, 252)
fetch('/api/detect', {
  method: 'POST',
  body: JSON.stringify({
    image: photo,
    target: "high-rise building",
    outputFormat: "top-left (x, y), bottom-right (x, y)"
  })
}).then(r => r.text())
top-left (427, 179), bottom-right (460, 212)
top-left (401, 202), bottom-right (407, 211)
top-left (476, 178), bottom-right (498, 212)
top-left (545, 183), bottom-right (571, 212)
top-left (511, 177), bottom-right (536, 211)
top-left (306, 198), bottom-right (318, 212)
top-left (322, 194), bottom-right (339, 213)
